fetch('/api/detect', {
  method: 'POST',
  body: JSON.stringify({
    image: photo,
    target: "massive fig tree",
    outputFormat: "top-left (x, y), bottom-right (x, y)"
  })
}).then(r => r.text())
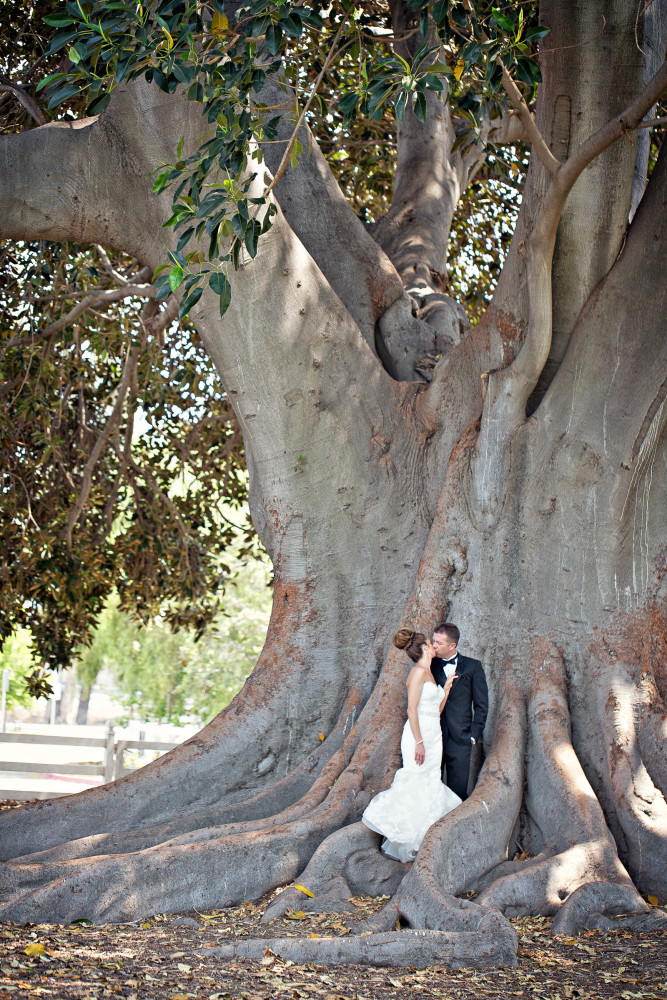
top-left (0, 0), bottom-right (666, 969)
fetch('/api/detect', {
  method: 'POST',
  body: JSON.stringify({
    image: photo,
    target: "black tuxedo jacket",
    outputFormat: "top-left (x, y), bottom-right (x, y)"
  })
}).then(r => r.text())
top-left (432, 653), bottom-right (488, 747)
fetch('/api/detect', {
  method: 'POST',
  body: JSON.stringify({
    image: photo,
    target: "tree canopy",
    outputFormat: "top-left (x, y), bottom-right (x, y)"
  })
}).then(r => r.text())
top-left (0, 4), bottom-right (263, 692)
top-left (38, 0), bottom-right (544, 315)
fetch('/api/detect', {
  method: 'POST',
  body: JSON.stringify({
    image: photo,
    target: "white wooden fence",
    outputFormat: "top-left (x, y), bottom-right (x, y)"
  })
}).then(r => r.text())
top-left (0, 723), bottom-right (178, 800)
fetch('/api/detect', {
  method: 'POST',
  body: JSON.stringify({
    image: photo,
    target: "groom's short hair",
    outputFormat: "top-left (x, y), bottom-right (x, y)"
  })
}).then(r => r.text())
top-left (433, 622), bottom-right (460, 645)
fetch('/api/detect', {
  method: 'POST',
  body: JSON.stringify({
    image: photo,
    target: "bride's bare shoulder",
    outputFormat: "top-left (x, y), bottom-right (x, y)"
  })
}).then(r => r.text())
top-left (406, 664), bottom-right (428, 686)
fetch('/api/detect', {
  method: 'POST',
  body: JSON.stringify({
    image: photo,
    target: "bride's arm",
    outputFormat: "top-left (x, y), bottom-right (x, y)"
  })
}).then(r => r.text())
top-left (406, 667), bottom-right (427, 765)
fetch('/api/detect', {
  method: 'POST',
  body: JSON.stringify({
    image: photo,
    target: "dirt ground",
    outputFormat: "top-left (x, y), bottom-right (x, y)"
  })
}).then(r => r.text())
top-left (1, 801), bottom-right (665, 1000)
top-left (1, 890), bottom-right (666, 1000)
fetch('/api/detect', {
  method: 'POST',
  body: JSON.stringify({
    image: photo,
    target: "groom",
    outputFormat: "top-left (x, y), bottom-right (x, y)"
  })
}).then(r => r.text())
top-left (431, 622), bottom-right (488, 800)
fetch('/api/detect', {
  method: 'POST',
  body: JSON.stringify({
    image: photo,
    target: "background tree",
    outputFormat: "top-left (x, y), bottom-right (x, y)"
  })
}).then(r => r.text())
top-left (74, 546), bottom-right (271, 725)
top-left (0, 0), bottom-right (666, 970)
top-left (0, 630), bottom-right (40, 712)
top-left (0, 3), bottom-right (258, 695)
top-left (0, 236), bottom-right (255, 693)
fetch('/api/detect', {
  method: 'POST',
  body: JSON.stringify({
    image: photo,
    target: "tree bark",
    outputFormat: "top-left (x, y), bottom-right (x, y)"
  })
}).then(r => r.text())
top-left (0, 2), bottom-right (665, 969)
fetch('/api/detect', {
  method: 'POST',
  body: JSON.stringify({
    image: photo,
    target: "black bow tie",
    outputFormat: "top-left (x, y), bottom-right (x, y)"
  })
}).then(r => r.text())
top-left (442, 657), bottom-right (457, 665)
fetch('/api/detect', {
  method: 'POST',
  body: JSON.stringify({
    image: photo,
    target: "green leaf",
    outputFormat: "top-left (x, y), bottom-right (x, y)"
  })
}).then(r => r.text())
top-left (45, 29), bottom-right (77, 57)
top-left (300, 9), bottom-right (324, 29)
top-left (178, 284), bottom-right (203, 318)
top-left (42, 13), bottom-right (76, 26)
top-left (424, 74), bottom-right (444, 93)
top-left (266, 21), bottom-right (282, 56)
top-left (209, 271), bottom-right (232, 316)
top-left (491, 7), bottom-right (515, 33)
top-left (230, 213), bottom-right (246, 240)
top-left (47, 83), bottom-right (82, 110)
top-left (36, 71), bottom-right (68, 92)
top-left (244, 220), bottom-right (261, 259)
top-left (394, 89), bottom-right (409, 122)
top-left (169, 265), bottom-right (184, 292)
top-left (281, 12), bottom-right (302, 38)
top-left (368, 84), bottom-right (394, 113)
top-left (450, 4), bottom-right (467, 29)
top-left (260, 203), bottom-right (277, 234)
top-left (432, 0), bottom-right (449, 27)
top-left (177, 227), bottom-right (195, 253)
top-left (522, 25), bottom-right (551, 43)
top-left (486, 60), bottom-right (504, 90)
top-left (86, 92), bottom-right (110, 115)
top-left (422, 60), bottom-right (449, 75)
top-left (208, 223), bottom-right (221, 259)
top-left (337, 93), bottom-right (359, 117)
top-left (515, 54), bottom-right (541, 87)
top-left (413, 91), bottom-right (427, 123)
top-left (187, 80), bottom-right (204, 102)
top-left (152, 171), bottom-right (171, 194)
top-left (289, 138), bottom-right (303, 169)
top-left (172, 61), bottom-right (193, 86)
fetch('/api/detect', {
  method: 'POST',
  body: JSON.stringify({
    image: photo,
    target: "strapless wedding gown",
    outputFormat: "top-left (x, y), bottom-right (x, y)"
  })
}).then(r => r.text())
top-left (362, 681), bottom-right (461, 862)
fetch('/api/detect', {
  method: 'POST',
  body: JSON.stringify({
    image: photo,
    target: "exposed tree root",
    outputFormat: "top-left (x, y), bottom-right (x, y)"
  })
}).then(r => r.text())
top-left (202, 925), bottom-right (516, 969)
top-left (0, 620), bottom-right (373, 861)
top-left (594, 661), bottom-right (667, 896)
top-left (263, 823), bottom-right (409, 919)
top-left (1, 596), bottom-right (664, 974)
top-left (473, 850), bottom-right (556, 894)
top-left (8, 716), bottom-right (367, 867)
top-left (2, 613), bottom-right (664, 974)
top-left (476, 643), bottom-right (655, 934)
top-left (0, 648), bottom-right (409, 922)
top-left (636, 678), bottom-right (667, 796)
top-left (0, 766), bottom-right (368, 923)
top-left (6, 755), bottom-right (334, 865)
top-left (551, 881), bottom-right (665, 935)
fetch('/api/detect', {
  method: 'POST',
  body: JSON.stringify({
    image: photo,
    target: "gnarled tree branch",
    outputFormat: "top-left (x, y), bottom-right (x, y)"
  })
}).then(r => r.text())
top-left (473, 58), bottom-right (667, 514)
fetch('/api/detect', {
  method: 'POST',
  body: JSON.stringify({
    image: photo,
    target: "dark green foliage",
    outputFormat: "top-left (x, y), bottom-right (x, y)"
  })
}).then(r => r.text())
top-left (0, 241), bottom-right (254, 691)
top-left (37, 1), bottom-right (549, 316)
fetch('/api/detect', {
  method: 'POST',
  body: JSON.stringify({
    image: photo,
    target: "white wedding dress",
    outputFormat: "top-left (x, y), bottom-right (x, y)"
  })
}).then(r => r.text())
top-left (362, 681), bottom-right (461, 862)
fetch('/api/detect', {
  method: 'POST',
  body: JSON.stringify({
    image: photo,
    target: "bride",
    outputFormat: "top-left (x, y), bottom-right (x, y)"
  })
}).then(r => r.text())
top-left (362, 627), bottom-right (461, 862)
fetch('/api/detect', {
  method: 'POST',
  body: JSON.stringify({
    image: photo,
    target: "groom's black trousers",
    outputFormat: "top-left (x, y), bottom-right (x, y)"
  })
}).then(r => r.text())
top-left (443, 739), bottom-right (472, 800)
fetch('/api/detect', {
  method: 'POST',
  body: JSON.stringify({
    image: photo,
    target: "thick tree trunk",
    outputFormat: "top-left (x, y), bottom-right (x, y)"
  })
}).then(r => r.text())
top-left (0, 0), bottom-right (665, 969)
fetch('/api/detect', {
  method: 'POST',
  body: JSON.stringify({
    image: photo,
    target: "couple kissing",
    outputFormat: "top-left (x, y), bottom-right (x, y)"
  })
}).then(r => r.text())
top-left (362, 623), bottom-right (488, 863)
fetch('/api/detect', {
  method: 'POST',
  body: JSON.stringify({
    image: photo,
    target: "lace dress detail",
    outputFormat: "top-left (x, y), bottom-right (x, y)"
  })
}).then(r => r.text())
top-left (361, 682), bottom-right (461, 862)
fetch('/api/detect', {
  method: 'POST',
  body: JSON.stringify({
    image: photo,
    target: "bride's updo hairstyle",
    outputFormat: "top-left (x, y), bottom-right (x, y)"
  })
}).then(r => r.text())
top-left (393, 627), bottom-right (427, 663)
